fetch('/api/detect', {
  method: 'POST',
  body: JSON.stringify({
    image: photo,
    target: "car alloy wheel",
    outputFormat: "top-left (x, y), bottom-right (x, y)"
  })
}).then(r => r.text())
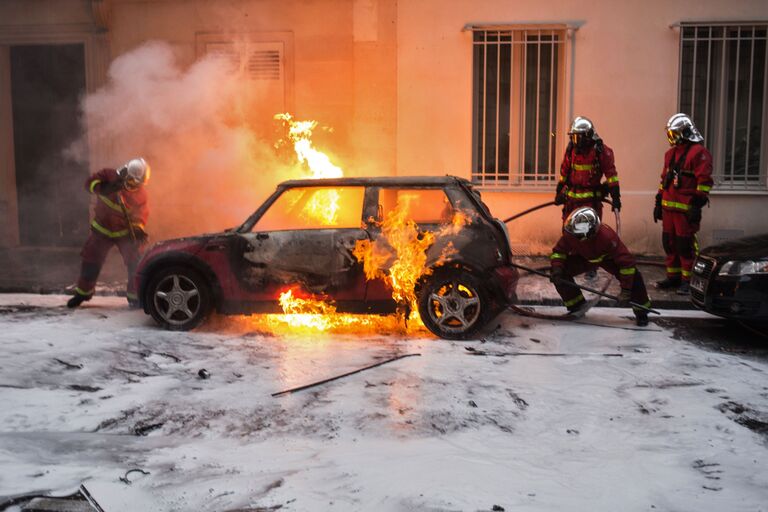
top-left (418, 269), bottom-right (491, 340)
top-left (147, 266), bottom-right (211, 331)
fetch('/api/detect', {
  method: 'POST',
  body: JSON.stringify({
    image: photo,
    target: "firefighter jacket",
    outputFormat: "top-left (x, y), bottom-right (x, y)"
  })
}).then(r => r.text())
top-left (550, 224), bottom-right (638, 289)
top-left (559, 141), bottom-right (619, 203)
top-left (85, 168), bottom-right (149, 239)
top-left (659, 143), bottom-right (713, 213)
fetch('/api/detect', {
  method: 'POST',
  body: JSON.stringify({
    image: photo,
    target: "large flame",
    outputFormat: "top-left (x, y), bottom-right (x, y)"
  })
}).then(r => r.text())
top-left (274, 113), bottom-right (341, 225)
top-left (352, 196), bottom-right (471, 319)
top-left (240, 114), bottom-right (470, 335)
top-left (250, 288), bottom-right (419, 336)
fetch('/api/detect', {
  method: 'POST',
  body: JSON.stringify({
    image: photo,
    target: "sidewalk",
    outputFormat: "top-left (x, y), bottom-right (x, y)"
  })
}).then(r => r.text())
top-left (0, 249), bottom-right (695, 310)
top-left (515, 256), bottom-right (695, 310)
top-left (0, 247), bottom-right (128, 295)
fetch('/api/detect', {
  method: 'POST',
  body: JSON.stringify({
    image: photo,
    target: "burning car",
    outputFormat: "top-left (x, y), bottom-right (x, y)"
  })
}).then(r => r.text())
top-left (135, 176), bottom-right (518, 339)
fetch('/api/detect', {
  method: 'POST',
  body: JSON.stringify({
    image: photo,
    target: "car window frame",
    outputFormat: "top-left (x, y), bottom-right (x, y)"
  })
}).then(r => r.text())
top-left (238, 184), bottom-right (367, 233)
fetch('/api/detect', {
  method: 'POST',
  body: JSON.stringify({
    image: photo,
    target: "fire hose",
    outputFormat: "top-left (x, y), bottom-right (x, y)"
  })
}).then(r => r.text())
top-left (503, 199), bottom-right (641, 319)
top-left (507, 261), bottom-right (660, 315)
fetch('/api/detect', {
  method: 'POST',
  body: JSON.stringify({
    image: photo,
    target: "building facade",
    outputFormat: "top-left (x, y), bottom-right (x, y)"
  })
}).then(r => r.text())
top-left (0, 0), bottom-right (766, 255)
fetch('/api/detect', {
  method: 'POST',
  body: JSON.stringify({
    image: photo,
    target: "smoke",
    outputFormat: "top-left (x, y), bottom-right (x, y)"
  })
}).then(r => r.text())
top-left (68, 41), bottom-right (302, 239)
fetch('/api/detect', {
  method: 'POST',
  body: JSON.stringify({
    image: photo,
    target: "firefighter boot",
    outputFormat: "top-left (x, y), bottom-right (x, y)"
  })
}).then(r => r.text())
top-left (655, 276), bottom-right (681, 290)
top-left (634, 310), bottom-right (649, 327)
top-left (566, 300), bottom-right (591, 319)
top-left (676, 281), bottom-right (691, 296)
top-left (67, 293), bottom-right (92, 308)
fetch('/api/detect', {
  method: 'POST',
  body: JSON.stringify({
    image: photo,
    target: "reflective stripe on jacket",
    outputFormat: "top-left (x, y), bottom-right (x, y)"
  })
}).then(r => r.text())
top-left (659, 143), bottom-right (713, 213)
top-left (85, 168), bottom-right (149, 238)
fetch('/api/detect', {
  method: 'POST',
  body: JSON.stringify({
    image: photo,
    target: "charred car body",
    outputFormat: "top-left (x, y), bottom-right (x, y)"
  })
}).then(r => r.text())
top-left (135, 176), bottom-right (519, 339)
top-left (690, 233), bottom-right (768, 324)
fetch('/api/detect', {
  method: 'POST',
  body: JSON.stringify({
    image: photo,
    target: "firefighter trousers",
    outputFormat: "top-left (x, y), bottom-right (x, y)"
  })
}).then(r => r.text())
top-left (661, 210), bottom-right (699, 282)
top-left (554, 257), bottom-right (650, 313)
top-left (75, 230), bottom-right (144, 301)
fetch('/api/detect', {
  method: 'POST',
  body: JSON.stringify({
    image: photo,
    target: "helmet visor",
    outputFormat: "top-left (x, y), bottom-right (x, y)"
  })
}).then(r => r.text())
top-left (667, 129), bottom-right (680, 145)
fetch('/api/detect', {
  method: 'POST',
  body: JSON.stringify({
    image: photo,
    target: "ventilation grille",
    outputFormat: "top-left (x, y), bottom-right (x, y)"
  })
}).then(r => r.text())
top-left (204, 42), bottom-right (282, 80)
top-left (247, 50), bottom-right (280, 80)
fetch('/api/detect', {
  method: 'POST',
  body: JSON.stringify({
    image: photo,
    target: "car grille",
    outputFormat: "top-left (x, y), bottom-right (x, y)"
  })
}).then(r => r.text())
top-left (690, 255), bottom-right (717, 305)
top-left (693, 255), bottom-right (716, 280)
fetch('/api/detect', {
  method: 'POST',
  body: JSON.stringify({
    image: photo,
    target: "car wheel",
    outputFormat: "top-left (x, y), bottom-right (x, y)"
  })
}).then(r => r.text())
top-left (146, 266), bottom-right (212, 331)
top-left (418, 269), bottom-right (492, 340)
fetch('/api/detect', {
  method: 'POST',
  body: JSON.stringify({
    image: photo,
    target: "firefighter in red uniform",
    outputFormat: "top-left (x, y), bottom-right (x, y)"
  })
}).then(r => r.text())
top-left (654, 113), bottom-right (713, 295)
top-left (67, 158), bottom-right (150, 308)
top-left (550, 207), bottom-right (651, 326)
top-left (554, 116), bottom-right (621, 220)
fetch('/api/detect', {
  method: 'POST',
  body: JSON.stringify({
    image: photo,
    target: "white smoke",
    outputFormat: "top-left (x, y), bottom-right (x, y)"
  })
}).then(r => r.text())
top-left (68, 40), bottom-right (295, 238)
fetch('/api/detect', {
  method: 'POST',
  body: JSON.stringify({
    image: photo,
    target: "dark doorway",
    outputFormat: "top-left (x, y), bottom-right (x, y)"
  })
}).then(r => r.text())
top-left (10, 44), bottom-right (89, 247)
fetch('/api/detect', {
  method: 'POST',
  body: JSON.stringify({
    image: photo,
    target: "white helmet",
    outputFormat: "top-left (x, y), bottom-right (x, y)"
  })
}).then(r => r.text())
top-left (564, 207), bottom-right (601, 239)
top-left (568, 116), bottom-right (599, 147)
top-left (119, 158), bottom-right (150, 190)
top-left (666, 113), bottom-right (703, 145)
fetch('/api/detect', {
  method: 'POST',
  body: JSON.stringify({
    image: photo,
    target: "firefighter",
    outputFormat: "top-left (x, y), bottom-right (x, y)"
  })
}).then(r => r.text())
top-left (654, 113), bottom-right (713, 295)
top-left (67, 158), bottom-right (150, 308)
top-left (554, 116), bottom-right (621, 220)
top-left (549, 207), bottom-right (651, 326)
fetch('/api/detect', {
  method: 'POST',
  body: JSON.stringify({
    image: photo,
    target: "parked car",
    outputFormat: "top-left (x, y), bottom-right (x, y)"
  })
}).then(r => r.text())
top-left (690, 233), bottom-right (768, 324)
top-left (135, 176), bottom-right (519, 339)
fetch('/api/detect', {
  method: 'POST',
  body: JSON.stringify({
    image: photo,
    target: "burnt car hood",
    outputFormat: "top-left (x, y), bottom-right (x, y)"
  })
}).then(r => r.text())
top-left (144, 231), bottom-right (232, 257)
top-left (700, 233), bottom-right (768, 260)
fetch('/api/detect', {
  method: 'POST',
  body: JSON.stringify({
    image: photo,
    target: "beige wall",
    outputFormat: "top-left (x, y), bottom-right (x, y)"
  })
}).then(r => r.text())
top-left (396, 0), bottom-right (768, 254)
top-left (1, 0), bottom-right (767, 254)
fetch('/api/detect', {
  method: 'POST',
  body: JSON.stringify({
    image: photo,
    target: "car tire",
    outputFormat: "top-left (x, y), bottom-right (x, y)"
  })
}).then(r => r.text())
top-left (418, 268), bottom-right (492, 340)
top-left (146, 266), bottom-right (212, 331)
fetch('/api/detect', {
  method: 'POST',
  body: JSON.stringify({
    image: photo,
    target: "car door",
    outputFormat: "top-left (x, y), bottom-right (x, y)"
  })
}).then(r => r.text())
top-left (237, 185), bottom-right (369, 302)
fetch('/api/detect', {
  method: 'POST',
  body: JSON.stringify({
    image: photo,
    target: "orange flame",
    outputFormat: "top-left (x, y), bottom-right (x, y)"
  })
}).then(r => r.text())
top-left (352, 197), bottom-right (471, 319)
top-left (274, 113), bottom-right (341, 225)
top-left (240, 114), bottom-right (471, 335)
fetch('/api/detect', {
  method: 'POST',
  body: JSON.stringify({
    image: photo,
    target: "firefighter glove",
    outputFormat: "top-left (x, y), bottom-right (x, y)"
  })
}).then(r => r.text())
top-left (554, 183), bottom-right (566, 205)
top-left (687, 205), bottom-right (702, 225)
top-left (549, 266), bottom-right (564, 284)
top-left (690, 194), bottom-right (709, 208)
top-left (609, 187), bottom-right (621, 211)
top-left (98, 179), bottom-right (125, 195)
top-left (653, 193), bottom-right (663, 223)
top-left (618, 288), bottom-right (632, 304)
top-left (134, 227), bottom-right (149, 243)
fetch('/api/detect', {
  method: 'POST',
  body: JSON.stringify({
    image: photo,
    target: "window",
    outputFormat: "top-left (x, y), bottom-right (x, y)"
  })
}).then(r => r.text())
top-left (471, 27), bottom-right (567, 188)
top-left (254, 187), bottom-right (365, 231)
top-left (378, 189), bottom-right (454, 225)
top-left (678, 23), bottom-right (768, 190)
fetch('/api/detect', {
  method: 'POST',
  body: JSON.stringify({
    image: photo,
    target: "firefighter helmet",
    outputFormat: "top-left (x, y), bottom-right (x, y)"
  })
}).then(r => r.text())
top-left (568, 116), bottom-right (598, 148)
top-left (666, 113), bottom-right (703, 145)
top-left (119, 158), bottom-right (150, 190)
top-left (564, 207), bottom-right (601, 239)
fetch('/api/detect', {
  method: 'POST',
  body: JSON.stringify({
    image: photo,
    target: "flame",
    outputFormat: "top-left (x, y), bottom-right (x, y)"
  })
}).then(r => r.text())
top-left (248, 288), bottom-right (422, 336)
top-left (274, 113), bottom-right (341, 225)
top-left (352, 197), bottom-right (471, 319)
top-left (237, 114), bottom-right (472, 336)
top-left (353, 195), bottom-right (434, 315)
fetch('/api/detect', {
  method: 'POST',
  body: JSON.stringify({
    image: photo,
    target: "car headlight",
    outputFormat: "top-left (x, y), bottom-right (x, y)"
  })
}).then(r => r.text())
top-left (718, 259), bottom-right (768, 276)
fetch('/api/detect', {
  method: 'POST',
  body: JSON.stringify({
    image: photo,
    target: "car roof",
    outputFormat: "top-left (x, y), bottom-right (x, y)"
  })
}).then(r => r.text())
top-left (278, 175), bottom-right (472, 188)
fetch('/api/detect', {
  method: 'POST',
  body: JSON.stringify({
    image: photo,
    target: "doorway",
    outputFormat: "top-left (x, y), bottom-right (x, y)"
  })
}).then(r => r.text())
top-left (10, 43), bottom-right (89, 247)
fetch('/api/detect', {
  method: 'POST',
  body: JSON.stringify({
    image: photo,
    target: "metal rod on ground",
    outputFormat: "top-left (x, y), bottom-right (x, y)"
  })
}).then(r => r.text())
top-left (466, 348), bottom-right (623, 357)
top-left (508, 261), bottom-right (661, 315)
top-left (272, 353), bottom-right (421, 397)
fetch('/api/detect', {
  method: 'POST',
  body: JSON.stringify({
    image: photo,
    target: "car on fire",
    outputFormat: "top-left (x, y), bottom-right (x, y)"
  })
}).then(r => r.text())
top-left (690, 233), bottom-right (768, 325)
top-left (134, 176), bottom-right (519, 339)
